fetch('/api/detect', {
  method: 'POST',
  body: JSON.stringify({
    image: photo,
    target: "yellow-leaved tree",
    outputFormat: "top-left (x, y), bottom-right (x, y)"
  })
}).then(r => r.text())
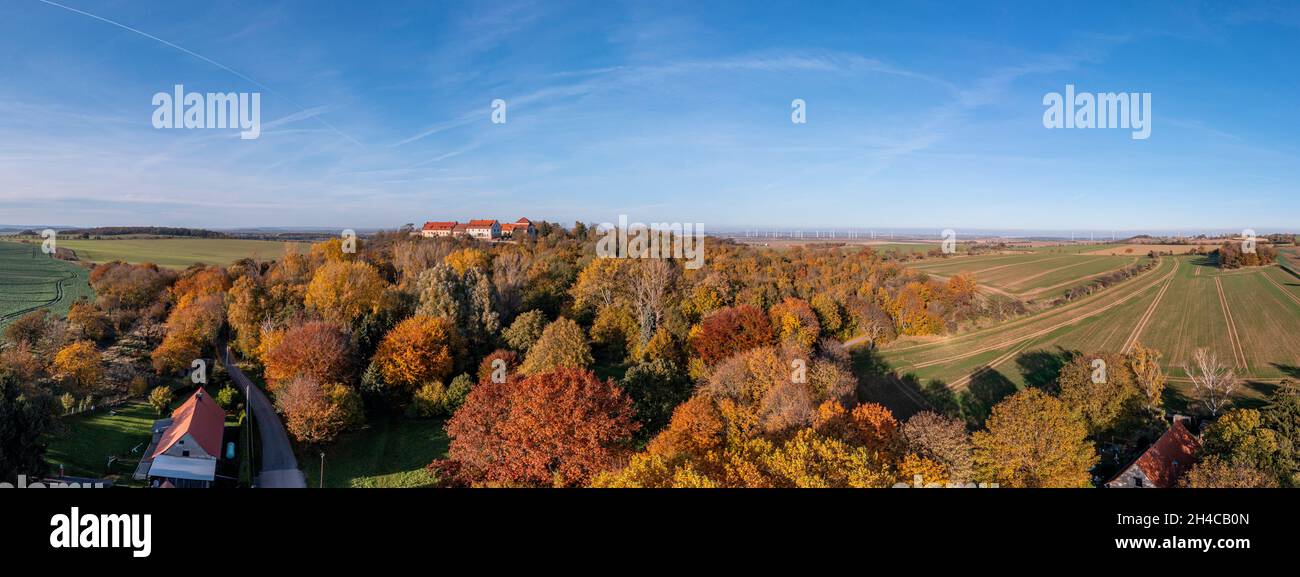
top-left (520, 317), bottom-right (593, 375)
top-left (444, 248), bottom-right (491, 275)
top-left (972, 388), bottom-right (1098, 488)
top-left (53, 340), bottom-right (103, 390)
top-left (304, 260), bottom-right (387, 328)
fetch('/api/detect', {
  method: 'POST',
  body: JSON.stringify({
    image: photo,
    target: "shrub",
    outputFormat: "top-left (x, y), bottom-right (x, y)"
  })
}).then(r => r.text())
top-left (215, 385), bottom-right (239, 410)
top-left (148, 386), bottom-right (173, 416)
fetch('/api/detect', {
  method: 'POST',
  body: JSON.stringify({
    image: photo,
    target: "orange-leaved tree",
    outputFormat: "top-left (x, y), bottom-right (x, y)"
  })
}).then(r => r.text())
top-left (275, 375), bottom-right (362, 445)
top-left (151, 293), bottom-right (225, 373)
top-left (371, 315), bottom-right (458, 393)
top-left (262, 320), bottom-right (354, 392)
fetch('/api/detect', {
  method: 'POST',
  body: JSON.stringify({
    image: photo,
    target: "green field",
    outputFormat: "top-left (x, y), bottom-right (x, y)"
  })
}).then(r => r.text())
top-left (1021, 243), bottom-right (1114, 254)
top-left (0, 241), bottom-right (94, 328)
top-left (53, 238), bottom-right (308, 268)
top-left (44, 401), bottom-right (157, 484)
top-left (875, 256), bottom-right (1300, 393)
top-left (861, 242), bottom-right (940, 255)
top-left (910, 251), bottom-right (1139, 299)
top-left (301, 417), bottom-right (448, 488)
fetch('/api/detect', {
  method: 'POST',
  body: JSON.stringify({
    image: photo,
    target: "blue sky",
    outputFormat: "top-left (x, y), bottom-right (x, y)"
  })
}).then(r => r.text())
top-left (1, 0), bottom-right (1298, 232)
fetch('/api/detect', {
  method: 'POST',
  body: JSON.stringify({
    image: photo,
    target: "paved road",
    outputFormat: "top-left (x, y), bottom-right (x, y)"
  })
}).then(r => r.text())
top-left (221, 344), bottom-right (306, 488)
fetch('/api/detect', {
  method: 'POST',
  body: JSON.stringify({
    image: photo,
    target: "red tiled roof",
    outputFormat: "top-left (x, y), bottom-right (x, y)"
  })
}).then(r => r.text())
top-left (152, 388), bottom-right (225, 460)
top-left (1113, 419), bottom-right (1201, 488)
top-left (422, 221), bottom-right (457, 231)
top-left (467, 219), bottom-right (499, 228)
top-left (515, 217), bottom-right (532, 224)
top-left (453, 223), bottom-right (470, 232)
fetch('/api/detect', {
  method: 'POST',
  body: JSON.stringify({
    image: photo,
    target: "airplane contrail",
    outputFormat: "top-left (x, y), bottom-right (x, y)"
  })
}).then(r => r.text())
top-left (36, 0), bottom-right (363, 147)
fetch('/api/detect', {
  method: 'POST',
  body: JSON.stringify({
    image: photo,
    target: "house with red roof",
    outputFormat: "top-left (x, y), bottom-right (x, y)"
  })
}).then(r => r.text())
top-left (501, 217), bottom-right (536, 239)
top-left (1105, 417), bottom-right (1201, 488)
top-left (421, 221), bottom-right (458, 238)
top-left (466, 219), bottom-right (501, 239)
top-left (418, 217), bottom-right (532, 241)
top-left (144, 388), bottom-right (226, 488)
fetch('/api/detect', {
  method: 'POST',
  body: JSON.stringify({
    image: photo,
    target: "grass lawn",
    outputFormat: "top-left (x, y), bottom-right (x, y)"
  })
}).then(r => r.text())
top-left (45, 401), bottom-right (159, 485)
top-left (303, 417), bottom-right (449, 488)
top-left (52, 238), bottom-right (308, 268)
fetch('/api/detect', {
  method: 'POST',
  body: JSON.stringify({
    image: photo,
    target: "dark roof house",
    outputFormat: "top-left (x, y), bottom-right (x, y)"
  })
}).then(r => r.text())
top-left (1105, 417), bottom-right (1201, 488)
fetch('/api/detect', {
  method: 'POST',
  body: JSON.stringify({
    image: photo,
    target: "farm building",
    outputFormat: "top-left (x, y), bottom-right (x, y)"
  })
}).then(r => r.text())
top-left (139, 389), bottom-right (226, 488)
top-left (1105, 417), bottom-right (1201, 489)
top-left (420, 221), bottom-right (457, 238)
top-left (501, 217), bottom-right (536, 239)
top-left (416, 217), bottom-right (533, 240)
top-left (466, 219), bottom-right (501, 239)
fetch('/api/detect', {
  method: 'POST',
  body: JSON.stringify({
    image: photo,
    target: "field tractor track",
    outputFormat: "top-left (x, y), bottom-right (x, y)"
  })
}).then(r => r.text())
top-left (950, 340), bottom-right (1035, 389)
top-left (968, 255), bottom-right (1071, 276)
top-left (1262, 271), bottom-right (1300, 308)
top-left (0, 270), bottom-right (72, 323)
top-left (1019, 257), bottom-right (1139, 297)
top-left (1214, 276), bottom-right (1248, 370)
top-left (910, 263), bottom-right (1178, 370)
top-left (879, 257), bottom-right (1169, 355)
top-left (1121, 264), bottom-right (1176, 353)
top-left (1002, 257), bottom-right (1114, 290)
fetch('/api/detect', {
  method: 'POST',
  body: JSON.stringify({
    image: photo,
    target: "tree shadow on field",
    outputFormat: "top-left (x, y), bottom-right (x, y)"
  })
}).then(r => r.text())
top-left (958, 367), bottom-right (1017, 429)
top-left (1014, 347), bottom-right (1077, 394)
top-left (1274, 363), bottom-right (1300, 380)
top-left (1161, 383), bottom-right (1193, 416)
top-left (921, 379), bottom-right (961, 419)
top-left (1237, 379), bottom-right (1278, 411)
top-left (1191, 254), bottom-right (1218, 270)
top-left (850, 346), bottom-right (928, 420)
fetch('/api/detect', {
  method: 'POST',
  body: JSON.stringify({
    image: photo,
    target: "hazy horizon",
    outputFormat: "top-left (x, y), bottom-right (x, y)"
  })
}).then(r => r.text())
top-left (4, 222), bottom-right (1295, 240)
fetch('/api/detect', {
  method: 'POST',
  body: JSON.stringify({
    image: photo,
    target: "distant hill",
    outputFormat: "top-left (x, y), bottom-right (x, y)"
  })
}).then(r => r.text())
top-left (61, 227), bottom-right (229, 238)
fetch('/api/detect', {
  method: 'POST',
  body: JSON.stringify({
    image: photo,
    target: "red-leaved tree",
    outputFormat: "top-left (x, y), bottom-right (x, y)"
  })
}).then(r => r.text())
top-left (688, 304), bottom-right (774, 366)
top-left (438, 367), bottom-right (638, 487)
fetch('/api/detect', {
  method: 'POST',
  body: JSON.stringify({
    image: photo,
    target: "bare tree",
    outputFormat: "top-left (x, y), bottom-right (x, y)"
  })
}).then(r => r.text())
top-left (492, 250), bottom-right (529, 319)
top-left (393, 239), bottom-right (450, 285)
top-left (627, 259), bottom-right (678, 347)
top-left (1183, 348), bottom-right (1236, 417)
top-left (850, 301), bottom-right (894, 348)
